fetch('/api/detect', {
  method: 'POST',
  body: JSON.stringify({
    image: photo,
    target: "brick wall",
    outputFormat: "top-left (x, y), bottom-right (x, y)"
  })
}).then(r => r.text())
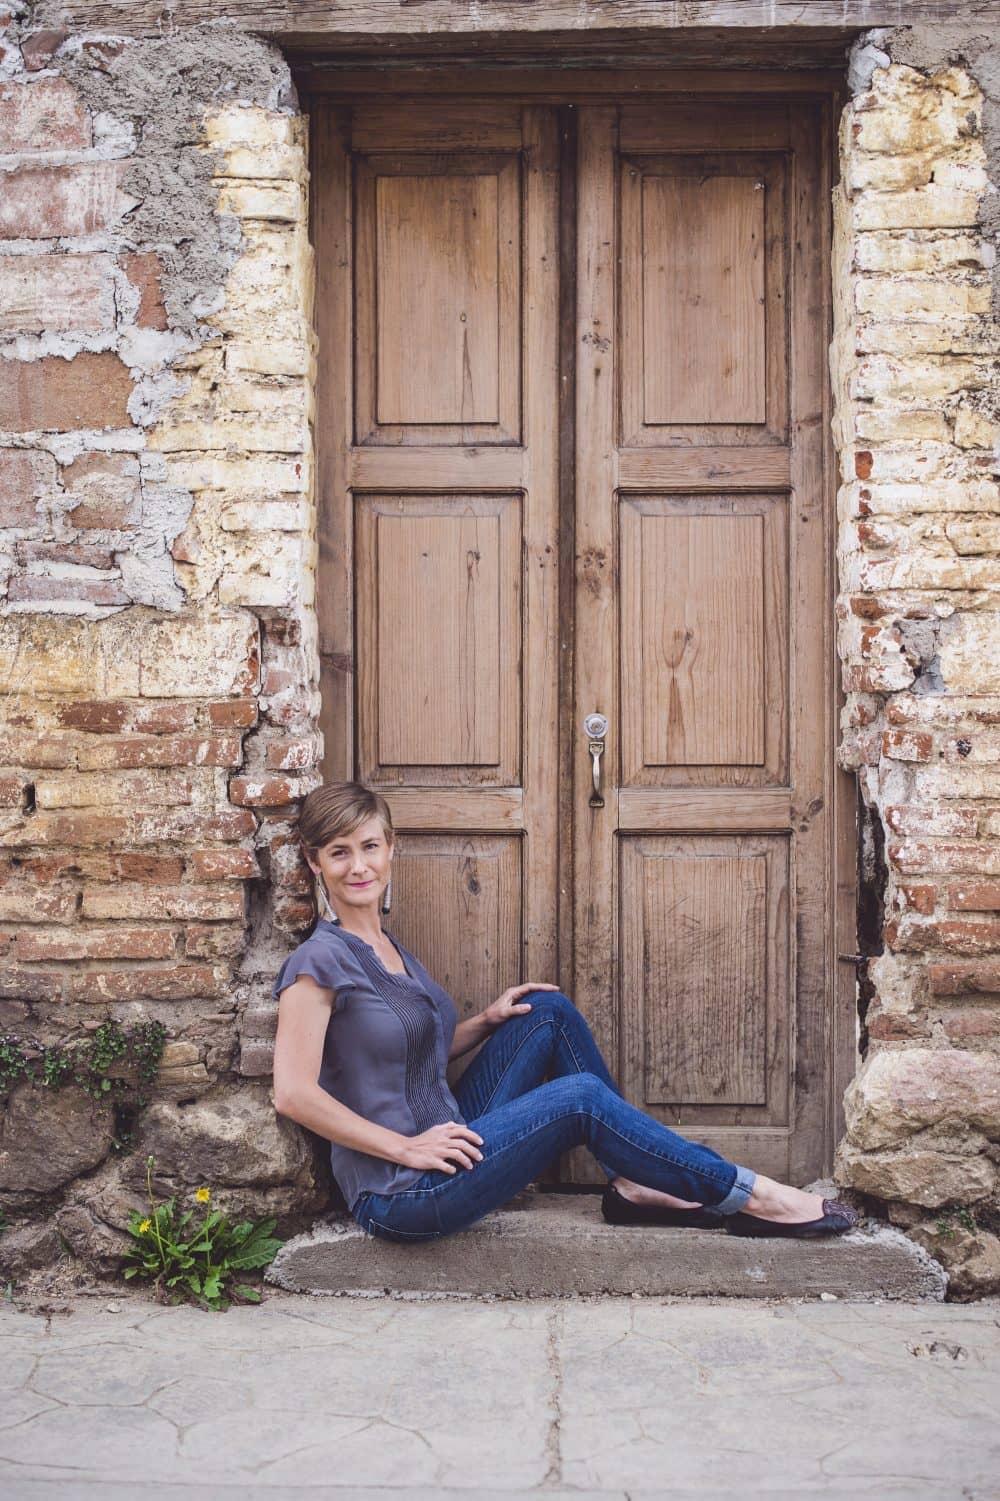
top-left (0, 17), bottom-right (325, 1248)
top-left (832, 46), bottom-right (1000, 1293)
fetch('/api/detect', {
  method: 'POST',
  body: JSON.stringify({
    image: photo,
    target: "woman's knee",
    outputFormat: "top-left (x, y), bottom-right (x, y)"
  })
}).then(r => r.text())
top-left (526, 989), bottom-right (581, 1023)
top-left (548, 1069), bottom-right (609, 1110)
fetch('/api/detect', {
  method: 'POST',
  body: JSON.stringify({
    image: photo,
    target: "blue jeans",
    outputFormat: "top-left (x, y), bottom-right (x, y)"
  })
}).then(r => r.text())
top-left (352, 992), bottom-right (756, 1243)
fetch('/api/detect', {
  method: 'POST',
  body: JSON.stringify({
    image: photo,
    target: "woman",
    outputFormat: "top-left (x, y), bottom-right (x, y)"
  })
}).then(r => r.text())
top-left (272, 782), bottom-right (858, 1245)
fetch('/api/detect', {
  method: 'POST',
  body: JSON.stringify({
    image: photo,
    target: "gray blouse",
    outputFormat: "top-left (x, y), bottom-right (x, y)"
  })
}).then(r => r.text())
top-left (272, 920), bottom-right (467, 1212)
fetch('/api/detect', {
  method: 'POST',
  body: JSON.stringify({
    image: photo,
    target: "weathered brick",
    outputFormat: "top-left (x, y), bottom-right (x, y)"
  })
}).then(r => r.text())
top-left (188, 848), bottom-right (259, 880)
top-left (34, 770), bottom-right (194, 809)
top-left (0, 253), bottom-right (114, 335)
top-left (207, 699), bottom-right (257, 730)
top-left (184, 924), bottom-right (246, 959)
top-left (0, 808), bottom-right (256, 848)
top-left (12, 926), bottom-right (175, 961)
top-left (20, 29), bottom-right (68, 70)
top-left (121, 251), bottom-right (168, 331)
top-left (0, 966), bottom-right (63, 1001)
top-left (941, 1008), bottom-right (1000, 1039)
top-left (950, 882), bottom-right (1000, 912)
top-left (928, 961), bottom-right (1000, 996)
top-left (0, 449), bottom-right (56, 528)
top-left (0, 78), bottom-right (90, 153)
top-left (0, 882), bottom-right (76, 923)
top-left (885, 805), bottom-right (978, 838)
top-left (69, 965), bottom-right (230, 1003)
top-left (866, 1011), bottom-right (930, 1042)
top-left (265, 737), bottom-right (319, 771)
top-left (0, 354), bottom-right (133, 433)
top-left (229, 776), bottom-right (307, 807)
top-left (7, 575), bottom-right (130, 608)
top-left (17, 540), bottom-right (116, 569)
top-left (61, 451), bottom-right (141, 529)
top-left (890, 840), bottom-right (1000, 876)
top-left (0, 164), bottom-right (121, 240)
top-left (882, 730), bottom-right (933, 762)
top-left (112, 854), bottom-right (185, 883)
top-left (888, 916), bottom-right (1000, 956)
top-left (897, 883), bottom-right (937, 915)
top-left (76, 736), bottom-right (242, 771)
top-left (0, 734), bottom-right (76, 769)
top-left (81, 884), bottom-right (245, 921)
top-left (0, 777), bottom-right (29, 808)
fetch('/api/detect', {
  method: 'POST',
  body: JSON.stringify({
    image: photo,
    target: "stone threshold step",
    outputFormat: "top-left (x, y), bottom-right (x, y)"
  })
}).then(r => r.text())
top-left (267, 1190), bottom-right (947, 1302)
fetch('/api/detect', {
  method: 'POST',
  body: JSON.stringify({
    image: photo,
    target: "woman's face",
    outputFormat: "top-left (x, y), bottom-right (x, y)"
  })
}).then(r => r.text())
top-left (307, 815), bottom-right (394, 918)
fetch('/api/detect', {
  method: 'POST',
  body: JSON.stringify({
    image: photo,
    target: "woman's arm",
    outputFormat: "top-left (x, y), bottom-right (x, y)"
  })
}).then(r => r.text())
top-left (449, 1012), bottom-right (497, 1062)
top-left (447, 982), bottom-right (562, 1061)
top-left (272, 974), bottom-right (411, 1167)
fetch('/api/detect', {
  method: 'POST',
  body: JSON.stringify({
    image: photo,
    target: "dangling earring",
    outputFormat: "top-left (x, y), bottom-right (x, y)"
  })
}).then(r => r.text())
top-left (381, 877), bottom-right (392, 917)
top-left (316, 879), bottom-right (340, 925)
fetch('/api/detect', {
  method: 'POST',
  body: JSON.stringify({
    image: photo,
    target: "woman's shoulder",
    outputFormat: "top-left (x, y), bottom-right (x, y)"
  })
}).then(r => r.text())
top-left (272, 924), bottom-right (367, 1003)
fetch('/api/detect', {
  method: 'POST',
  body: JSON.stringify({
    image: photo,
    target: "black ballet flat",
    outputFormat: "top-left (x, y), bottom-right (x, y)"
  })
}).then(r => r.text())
top-left (724, 1198), bottom-right (860, 1239)
top-left (601, 1181), bottom-right (725, 1230)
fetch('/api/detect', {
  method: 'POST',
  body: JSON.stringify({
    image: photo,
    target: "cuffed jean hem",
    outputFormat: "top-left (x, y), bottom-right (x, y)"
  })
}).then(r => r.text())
top-left (711, 1164), bottom-right (757, 1215)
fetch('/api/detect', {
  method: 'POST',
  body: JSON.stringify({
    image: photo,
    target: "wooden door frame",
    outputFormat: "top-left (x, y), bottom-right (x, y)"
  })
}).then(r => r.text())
top-left (303, 66), bottom-right (857, 1175)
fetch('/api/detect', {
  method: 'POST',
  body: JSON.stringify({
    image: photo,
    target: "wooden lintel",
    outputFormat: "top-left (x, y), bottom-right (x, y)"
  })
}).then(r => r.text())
top-left (25, 0), bottom-right (985, 47)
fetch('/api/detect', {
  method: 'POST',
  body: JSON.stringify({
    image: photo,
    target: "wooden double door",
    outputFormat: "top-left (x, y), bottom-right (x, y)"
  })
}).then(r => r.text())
top-left (312, 86), bottom-right (844, 1183)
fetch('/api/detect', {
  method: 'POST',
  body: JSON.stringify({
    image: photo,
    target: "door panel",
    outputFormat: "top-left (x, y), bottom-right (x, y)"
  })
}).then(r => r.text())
top-left (314, 103), bottom-right (560, 1018)
top-left (354, 152), bottom-right (521, 444)
top-left (571, 100), bottom-right (830, 1184)
top-left (313, 88), bottom-right (836, 1185)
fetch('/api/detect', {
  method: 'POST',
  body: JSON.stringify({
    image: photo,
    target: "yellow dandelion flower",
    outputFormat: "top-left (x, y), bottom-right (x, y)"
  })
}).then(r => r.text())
top-left (139, 1219), bottom-right (151, 1234)
top-left (195, 1187), bottom-right (211, 1203)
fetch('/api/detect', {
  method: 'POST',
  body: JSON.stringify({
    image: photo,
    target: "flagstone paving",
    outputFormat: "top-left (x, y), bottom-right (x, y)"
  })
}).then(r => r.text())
top-left (0, 1293), bottom-right (998, 1499)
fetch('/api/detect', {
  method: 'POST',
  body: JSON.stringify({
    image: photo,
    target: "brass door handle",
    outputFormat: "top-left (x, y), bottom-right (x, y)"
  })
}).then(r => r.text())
top-left (584, 713), bottom-right (608, 808)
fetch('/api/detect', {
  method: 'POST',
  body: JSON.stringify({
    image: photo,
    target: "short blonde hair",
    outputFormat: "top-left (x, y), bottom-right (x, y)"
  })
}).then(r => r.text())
top-left (297, 781), bottom-right (394, 855)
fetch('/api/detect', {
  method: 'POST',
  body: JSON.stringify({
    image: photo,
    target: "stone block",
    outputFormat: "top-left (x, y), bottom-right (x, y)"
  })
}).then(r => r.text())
top-left (855, 231), bottom-right (989, 274)
top-left (0, 1082), bottom-right (115, 1194)
top-left (836, 1141), bottom-right (995, 1208)
top-left (843, 1048), bottom-right (1000, 1151)
top-left (853, 186), bottom-right (981, 231)
top-left (939, 617), bottom-right (1000, 695)
top-left (136, 1085), bottom-right (312, 1188)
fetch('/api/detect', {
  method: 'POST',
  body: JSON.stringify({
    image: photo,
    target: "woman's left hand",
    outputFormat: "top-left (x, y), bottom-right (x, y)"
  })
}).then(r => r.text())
top-left (483, 982), bottom-right (560, 1029)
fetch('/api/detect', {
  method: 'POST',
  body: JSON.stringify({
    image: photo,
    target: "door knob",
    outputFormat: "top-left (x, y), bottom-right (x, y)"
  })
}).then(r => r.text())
top-left (583, 713), bottom-right (608, 808)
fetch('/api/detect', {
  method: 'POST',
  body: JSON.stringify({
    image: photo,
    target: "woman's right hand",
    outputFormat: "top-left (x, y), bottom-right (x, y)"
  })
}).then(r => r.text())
top-left (399, 1121), bottom-right (484, 1173)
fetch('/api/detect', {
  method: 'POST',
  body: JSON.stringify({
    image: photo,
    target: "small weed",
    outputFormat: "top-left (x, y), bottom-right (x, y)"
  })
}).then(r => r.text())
top-left (123, 1156), bottom-right (283, 1312)
top-left (933, 1206), bottom-right (978, 1240)
top-left (0, 1022), bottom-right (166, 1122)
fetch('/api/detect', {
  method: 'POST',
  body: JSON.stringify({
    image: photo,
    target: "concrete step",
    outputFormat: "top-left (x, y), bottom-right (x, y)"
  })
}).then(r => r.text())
top-left (267, 1190), bottom-right (947, 1302)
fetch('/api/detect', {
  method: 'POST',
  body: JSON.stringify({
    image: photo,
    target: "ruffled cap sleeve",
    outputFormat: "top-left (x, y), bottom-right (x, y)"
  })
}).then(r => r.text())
top-left (272, 931), bottom-right (362, 1009)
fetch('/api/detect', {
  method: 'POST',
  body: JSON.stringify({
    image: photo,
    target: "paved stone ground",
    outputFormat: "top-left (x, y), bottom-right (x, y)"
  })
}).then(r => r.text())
top-left (0, 1291), bottom-right (998, 1500)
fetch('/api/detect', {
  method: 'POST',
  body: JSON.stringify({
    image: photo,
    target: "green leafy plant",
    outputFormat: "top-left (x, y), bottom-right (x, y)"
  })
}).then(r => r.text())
top-left (933, 1206), bottom-right (978, 1240)
top-left (0, 1021), bottom-right (166, 1109)
top-left (123, 1156), bottom-right (283, 1311)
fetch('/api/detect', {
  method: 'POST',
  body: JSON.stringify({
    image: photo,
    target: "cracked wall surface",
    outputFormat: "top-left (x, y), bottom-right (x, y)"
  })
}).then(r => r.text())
top-left (0, 7), bottom-right (326, 1258)
top-left (832, 26), bottom-right (1000, 1296)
